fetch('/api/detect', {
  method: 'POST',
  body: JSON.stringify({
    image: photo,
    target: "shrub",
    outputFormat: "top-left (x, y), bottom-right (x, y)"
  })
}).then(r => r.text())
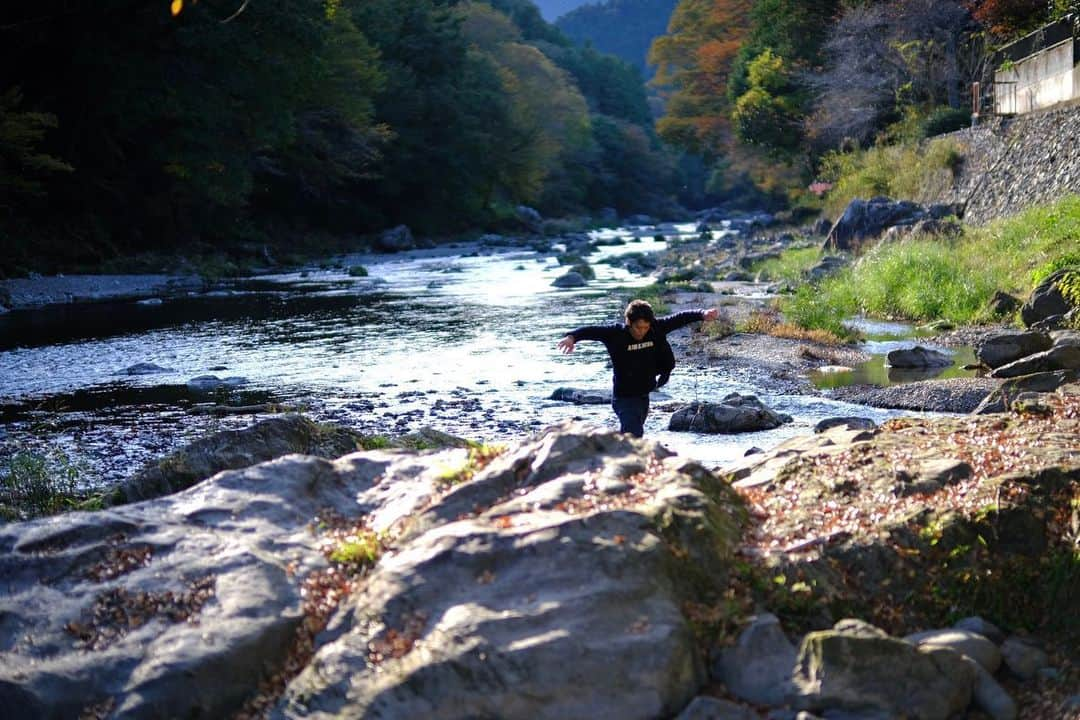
top-left (1, 450), bottom-right (81, 519)
top-left (921, 106), bottom-right (970, 137)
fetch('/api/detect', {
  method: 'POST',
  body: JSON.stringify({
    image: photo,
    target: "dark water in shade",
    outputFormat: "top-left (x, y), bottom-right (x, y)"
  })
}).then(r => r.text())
top-left (0, 228), bottom-right (945, 490)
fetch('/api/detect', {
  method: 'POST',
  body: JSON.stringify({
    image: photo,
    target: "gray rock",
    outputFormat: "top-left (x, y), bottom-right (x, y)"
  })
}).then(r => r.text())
top-left (669, 395), bottom-right (792, 434)
top-left (972, 369), bottom-right (1080, 414)
top-left (118, 414), bottom-right (363, 503)
top-left (894, 458), bottom-right (973, 496)
top-left (990, 344), bottom-right (1080, 378)
top-left (1021, 268), bottom-right (1076, 327)
top-left (186, 374), bottom-right (248, 392)
top-left (122, 362), bottom-right (174, 375)
top-left (885, 345), bottom-right (953, 368)
top-left (825, 197), bottom-right (930, 252)
top-left (274, 425), bottom-right (743, 719)
top-left (966, 657), bottom-right (1018, 720)
top-left (903, 628), bottom-right (1001, 673)
top-left (676, 697), bottom-right (762, 720)
top-left (377, 224), bottom-right (415, 252)
top-left (790, 625), bottom-right (976, 719)
top-left (813, 417), bottom-right (876, 434)
top-left (986, 291), bottom-right (1022, 318)
top-left (805, 256), bottom-right (849, 283)
top-left (1000, 636), bottom-right (1049, 679)
top-left (975, 331), bottom-right (1053, 369)
top-left (716, 613), bottom-right (797, 707)
top-left (552, 271), bottom-right (588, 288)
top-left (953, 616), bottom-right (1006, 645)
top-left (550, 387), bottom-right (612, 405)
top-left (1052, 329), bottom-right (1080, 347)
top-left (1, 425), bottom-right (748, 720)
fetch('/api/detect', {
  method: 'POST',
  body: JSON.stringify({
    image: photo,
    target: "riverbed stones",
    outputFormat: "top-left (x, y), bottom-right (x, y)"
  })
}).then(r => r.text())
top-left (904, 629), bottom-right (1002, 673)
top-left (975, 331), bottom-right (1053, 368)
top-left (885, 345), bottom-right (953, 368)
top-left (668, 394), bottom-right (792, 433)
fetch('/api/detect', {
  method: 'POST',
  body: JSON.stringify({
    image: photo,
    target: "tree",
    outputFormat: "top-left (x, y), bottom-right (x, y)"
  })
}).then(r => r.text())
top-left (732, 50), bottom-right (801, 153)
top-left (969, 0), bottom-right (1049, 38)
top-left (649, 0), bottom-right (753, 157)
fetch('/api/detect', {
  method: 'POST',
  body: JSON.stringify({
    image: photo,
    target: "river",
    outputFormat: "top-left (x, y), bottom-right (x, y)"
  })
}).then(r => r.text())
top-left (0, 225), bottom-right (944, 491)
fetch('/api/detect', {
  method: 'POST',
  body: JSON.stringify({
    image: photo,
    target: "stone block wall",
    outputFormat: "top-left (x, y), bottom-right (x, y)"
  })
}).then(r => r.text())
top-left (930, 102), bottom-right (1080, 225)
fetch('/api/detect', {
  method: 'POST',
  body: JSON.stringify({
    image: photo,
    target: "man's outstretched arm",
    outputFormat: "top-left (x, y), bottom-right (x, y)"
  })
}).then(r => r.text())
top-left (655, 308), bottom-right (719, 333)
top-left (556, 324), bottom-right (617, 354)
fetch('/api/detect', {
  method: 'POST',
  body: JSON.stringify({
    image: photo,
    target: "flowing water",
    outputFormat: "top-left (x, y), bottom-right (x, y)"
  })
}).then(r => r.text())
top-left (0, 226), bottom-right (966, 490)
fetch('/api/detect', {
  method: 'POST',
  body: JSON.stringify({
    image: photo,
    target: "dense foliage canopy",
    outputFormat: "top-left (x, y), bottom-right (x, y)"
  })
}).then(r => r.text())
top-left (0, 0), bottom-right (677, 273)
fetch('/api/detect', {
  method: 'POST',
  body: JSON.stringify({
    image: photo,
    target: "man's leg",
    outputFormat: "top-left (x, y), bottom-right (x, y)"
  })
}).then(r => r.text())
top-left (612, 395), bottom-right (649, 437)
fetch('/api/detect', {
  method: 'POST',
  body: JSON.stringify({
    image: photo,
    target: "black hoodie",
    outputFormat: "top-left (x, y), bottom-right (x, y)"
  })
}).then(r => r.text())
top-left (566, 310), bottom-right (704, 397)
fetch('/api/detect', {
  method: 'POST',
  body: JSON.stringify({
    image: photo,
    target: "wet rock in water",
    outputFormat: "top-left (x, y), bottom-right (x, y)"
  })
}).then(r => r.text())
top-left (550, 387), bottom-right (612, 404)
top-left (117, 413), bottom-right (364, 503)
top-left (668, 394), bottom-right (792, 433)
top-left (122, 362), bottom-right (174, 375)
top-left (186, 374), bottom-right (248, 391)
top-left (990, 344), bottom-right (1080, 378)
top-left (886, 345), bottom-right (953, 368)
top-left (975, 331), bottom-right (1053, 369)
top-left (791, 620), bottom-right (976, 719)
top-left (552, 271), bottom-right (588, 288)
top-left (813, 417), bottom-right (876, 434)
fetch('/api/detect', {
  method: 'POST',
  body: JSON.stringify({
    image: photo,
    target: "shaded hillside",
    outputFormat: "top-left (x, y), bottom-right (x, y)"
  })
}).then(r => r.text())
top-left (532, 0), bottom-right (596, 21)
top-left (557, 0), bottom-right (678, 74)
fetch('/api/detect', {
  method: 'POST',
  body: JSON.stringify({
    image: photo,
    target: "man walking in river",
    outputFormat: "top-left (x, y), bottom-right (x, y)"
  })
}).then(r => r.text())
top-left (557, 299), bottom-right (718, 437)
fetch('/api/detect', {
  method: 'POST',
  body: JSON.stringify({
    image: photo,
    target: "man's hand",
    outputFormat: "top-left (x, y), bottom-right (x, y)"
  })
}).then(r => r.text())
top-left (557, 335), bottom-right (576, 354)
top-left (703, 308), bottom-right (720, 322)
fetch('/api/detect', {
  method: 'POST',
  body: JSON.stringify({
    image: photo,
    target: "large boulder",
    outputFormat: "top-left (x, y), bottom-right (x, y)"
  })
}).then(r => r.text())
top-left (975, 331), bottom-right (1053, 369)
top-left (549, 387), bottom-right (612, 405)
top-left (790, 620), bottom-right (976, 719)
top-left (1021, 268), bottom-right (1077, 327)
top-left (0, 425), bottom-right (749, 719)
top-left (515, 205), bottom-right (543, 232)
top-left (117, 414), bottom-right (364, 503)
top-left (552, 271), bottom-right (588, 288)
top-left (972, 370), bottom-right (1080, 414)
top-left (825, 197), bottom-right (956, 252)
top-left (669, 395), bottom-right (792, 433)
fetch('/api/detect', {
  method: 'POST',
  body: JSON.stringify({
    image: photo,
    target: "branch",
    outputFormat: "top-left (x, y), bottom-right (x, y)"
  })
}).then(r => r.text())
top-left (219, 0), bottom-right (249, 24)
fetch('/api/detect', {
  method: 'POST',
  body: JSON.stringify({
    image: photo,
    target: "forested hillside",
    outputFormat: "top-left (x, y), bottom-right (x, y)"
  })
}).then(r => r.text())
top-left (557, 0), bottom-right (678, 75)
top-left (648, 0), bottom-right (1078, 212)
top-left (0, 0), bottom-right (677, 274)
top-left (531, 0), bottom-right (595, 21)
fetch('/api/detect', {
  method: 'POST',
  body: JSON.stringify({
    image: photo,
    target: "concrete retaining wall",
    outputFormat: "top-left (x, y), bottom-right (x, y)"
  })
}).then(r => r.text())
top-left (929, 102), bottom-right (1080, 225)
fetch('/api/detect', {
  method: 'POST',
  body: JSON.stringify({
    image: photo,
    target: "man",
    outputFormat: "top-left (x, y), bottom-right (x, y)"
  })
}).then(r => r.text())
top-left (557, 299), bottom-right (718, 437)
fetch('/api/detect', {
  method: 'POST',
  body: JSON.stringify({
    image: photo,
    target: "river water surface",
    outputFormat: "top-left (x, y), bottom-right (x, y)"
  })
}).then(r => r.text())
top-left (0, 226), bottom-right (952, 490)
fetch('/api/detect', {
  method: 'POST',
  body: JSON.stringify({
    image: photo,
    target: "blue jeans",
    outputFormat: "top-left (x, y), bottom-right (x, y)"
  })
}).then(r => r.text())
top-left (612, 395), bottom-right (649, 438)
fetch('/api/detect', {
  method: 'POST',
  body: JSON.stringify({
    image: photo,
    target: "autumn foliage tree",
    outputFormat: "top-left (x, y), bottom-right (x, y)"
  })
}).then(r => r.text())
top-left (648, 0), bottom-right (752, 157)
top-left (967, 0), bottom-right (1050, 38)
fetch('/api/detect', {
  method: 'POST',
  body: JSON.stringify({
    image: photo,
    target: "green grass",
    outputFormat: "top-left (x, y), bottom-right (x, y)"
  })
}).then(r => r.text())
top-left (0, 450), bottom-right (83, 520)
top-left (613, 284), bottom-right (671, 315)
top-left (750, 246), bottom-right (822, 284)
top-left (780, 194), bottom-right (1080, 332)
top-left (820, 137), bottom-right (962, 219)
